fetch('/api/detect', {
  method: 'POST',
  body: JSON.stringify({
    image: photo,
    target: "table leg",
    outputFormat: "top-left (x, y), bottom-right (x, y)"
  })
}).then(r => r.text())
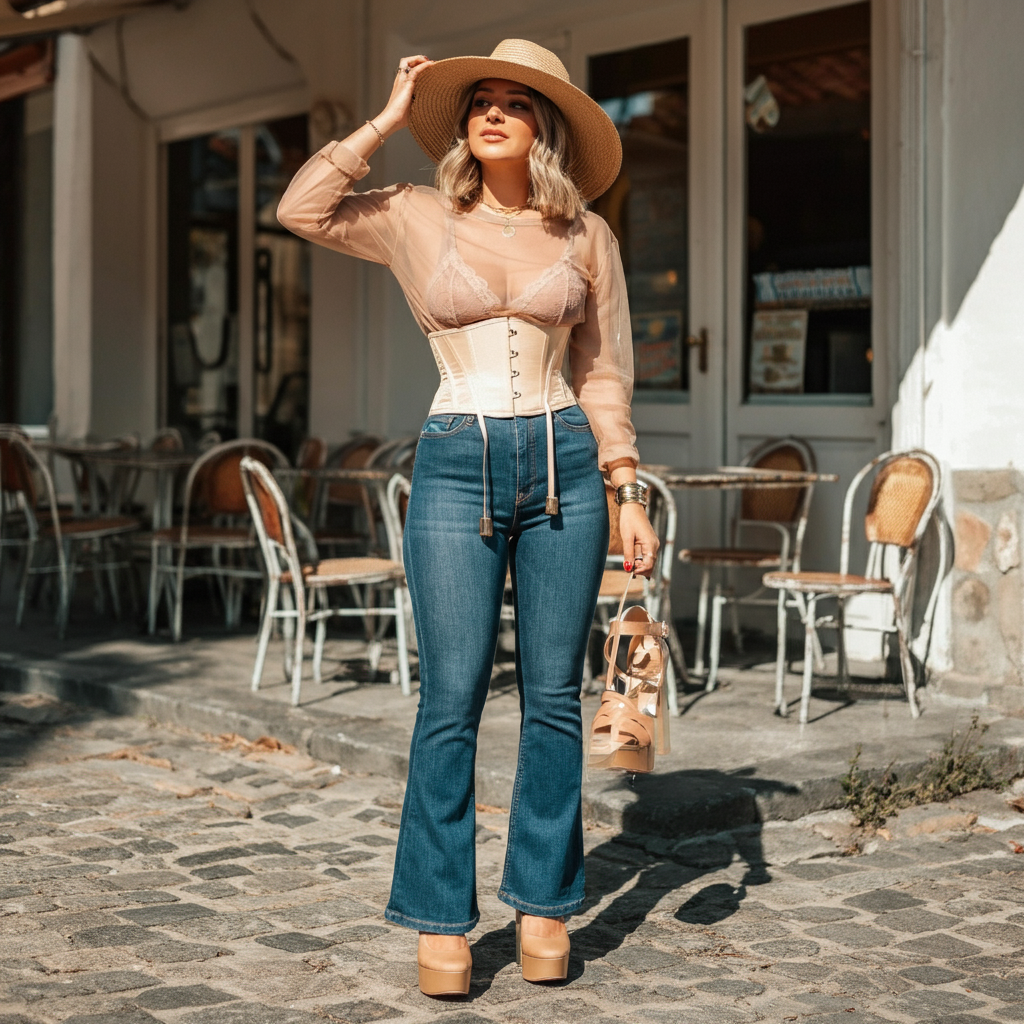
top-left (660, 590), bottom-right (691, 705)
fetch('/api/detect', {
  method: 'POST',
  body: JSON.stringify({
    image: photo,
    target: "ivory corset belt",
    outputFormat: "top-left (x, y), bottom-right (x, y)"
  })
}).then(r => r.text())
top-left (428, 317), bottom-right (578, 536)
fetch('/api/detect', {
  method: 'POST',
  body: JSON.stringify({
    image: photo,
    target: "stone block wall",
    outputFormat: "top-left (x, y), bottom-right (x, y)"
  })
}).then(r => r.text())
top-left (947, 470), bottom-right (1024, 705)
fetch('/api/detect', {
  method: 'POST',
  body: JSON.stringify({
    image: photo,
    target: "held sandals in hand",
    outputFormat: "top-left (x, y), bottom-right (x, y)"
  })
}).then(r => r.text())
top-left (587, 571), bottom-right (670, 773)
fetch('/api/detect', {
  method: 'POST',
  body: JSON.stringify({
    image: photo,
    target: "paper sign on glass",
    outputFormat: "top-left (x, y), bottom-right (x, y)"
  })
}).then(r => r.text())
top-left (632, 311), bottom-right (684, 389)
top-left (748, 310), bottom-right (808, 393)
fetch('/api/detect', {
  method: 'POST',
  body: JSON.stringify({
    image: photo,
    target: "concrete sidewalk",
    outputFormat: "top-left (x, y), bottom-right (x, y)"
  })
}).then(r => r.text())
top-left (1, 611), bottom-right (1023, 837)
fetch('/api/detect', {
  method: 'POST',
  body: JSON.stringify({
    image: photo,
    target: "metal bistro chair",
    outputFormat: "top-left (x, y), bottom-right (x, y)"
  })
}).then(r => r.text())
top-left (148, 438), bottom-right (288, 640)
top-left (590, 468), bottom-right (679, 715)
top-left (679, 437), bottom-right (819, 692)
top-left (0, 430), bottom-right (140, 637)
top-left (240, 457), bottom-right (411, 705)
top-left (313, 434), bottom-right (384, 555)
top-left (763, 449), bottom-right (942, 724)
top-left (290, 436), bottom-right (328, 520)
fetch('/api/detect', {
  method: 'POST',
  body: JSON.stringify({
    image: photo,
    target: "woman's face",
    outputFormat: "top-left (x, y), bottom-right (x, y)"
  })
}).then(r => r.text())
top-left (466, 78), bottom-right (539, 166)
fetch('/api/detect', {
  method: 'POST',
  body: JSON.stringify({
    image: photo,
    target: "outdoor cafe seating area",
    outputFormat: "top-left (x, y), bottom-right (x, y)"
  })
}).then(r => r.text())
top-left (0, 422), bottom-right (943, 725)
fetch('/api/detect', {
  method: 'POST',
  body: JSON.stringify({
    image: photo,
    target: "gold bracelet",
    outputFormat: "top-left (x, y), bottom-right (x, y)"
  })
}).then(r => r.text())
top-left (365, 119), bottom-right (385, 146)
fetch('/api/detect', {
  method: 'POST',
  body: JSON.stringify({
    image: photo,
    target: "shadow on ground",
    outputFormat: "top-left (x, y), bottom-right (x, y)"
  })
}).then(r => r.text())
top-left (467, 766), bottom-right (795, 992)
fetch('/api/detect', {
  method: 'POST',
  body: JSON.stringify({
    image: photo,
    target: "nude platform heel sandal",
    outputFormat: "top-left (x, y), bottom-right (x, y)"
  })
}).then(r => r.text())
top-left (588, 572), bottom-right (671, 773)
top-left (515, 911), bottom-right (570, 982)
top-left (417, 934), bottom-right (472, 996)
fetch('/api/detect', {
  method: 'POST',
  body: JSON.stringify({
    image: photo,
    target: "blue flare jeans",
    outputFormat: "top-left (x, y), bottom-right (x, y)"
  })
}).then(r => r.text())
top-left (384, 406), bottom-right (609, 934)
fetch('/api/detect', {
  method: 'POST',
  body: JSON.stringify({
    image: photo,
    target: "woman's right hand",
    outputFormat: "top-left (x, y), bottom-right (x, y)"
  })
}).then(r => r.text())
top-left (374, 55), bottom-right (434, 136)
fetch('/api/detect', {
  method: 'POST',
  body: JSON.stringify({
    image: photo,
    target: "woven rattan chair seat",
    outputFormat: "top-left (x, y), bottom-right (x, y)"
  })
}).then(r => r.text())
top-left (763, 570), bottom-right (893, 595)
top-left (679, 547), bottom-right (783, 567)
top-left (152, 525), bottom-right (253, 546)
top-left (599, 569), bottom-right (646, 598)
top-left (281, 556), bottom-right (404, 586)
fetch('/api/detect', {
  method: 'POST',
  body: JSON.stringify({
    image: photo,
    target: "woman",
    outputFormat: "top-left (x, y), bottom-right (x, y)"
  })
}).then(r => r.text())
top-left (278, 39), bottom-right (659, 996)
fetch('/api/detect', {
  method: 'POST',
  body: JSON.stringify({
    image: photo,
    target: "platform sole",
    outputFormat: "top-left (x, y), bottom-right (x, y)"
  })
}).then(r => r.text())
top-left (417, 964), bottom-right (471, 996)
top-left (520, 951), bottom-right (569, 982)
top-left (587, 743), bottom-right (655, 773)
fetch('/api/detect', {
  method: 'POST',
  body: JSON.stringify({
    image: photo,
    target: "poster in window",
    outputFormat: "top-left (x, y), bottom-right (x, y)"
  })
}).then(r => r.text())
top-left (748, 310), bottom-right (808, 393)
top-left (632, 310), bottom-right (684, 389)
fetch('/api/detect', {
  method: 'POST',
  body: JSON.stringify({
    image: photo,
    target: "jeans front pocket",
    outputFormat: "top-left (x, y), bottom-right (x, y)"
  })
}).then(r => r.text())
top-left (419, 414), bottom-right (476, 438)
top-left (553, 405), bottom-right (593, 433)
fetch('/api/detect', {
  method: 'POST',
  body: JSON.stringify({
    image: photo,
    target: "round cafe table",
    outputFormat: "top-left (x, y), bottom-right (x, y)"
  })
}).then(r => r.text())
top-left (636, 464), bottom-right (840, 694)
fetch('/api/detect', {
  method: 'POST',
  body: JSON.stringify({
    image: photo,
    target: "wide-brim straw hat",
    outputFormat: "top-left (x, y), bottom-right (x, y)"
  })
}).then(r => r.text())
top-left (408, 38), bottom-right (622, 202)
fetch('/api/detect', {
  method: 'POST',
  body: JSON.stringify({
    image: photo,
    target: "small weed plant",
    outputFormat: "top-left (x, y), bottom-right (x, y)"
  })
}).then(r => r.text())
top-left (841, 714), bottom-right (998, 829)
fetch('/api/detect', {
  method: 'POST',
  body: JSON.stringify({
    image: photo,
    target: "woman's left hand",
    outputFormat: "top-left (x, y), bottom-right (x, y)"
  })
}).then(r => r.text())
top-left (619, 501), bottom-right (659, 579)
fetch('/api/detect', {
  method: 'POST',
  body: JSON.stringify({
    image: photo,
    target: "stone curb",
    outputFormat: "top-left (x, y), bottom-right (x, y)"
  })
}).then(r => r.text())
top-left (2, 652), bottom-right (1023, 839)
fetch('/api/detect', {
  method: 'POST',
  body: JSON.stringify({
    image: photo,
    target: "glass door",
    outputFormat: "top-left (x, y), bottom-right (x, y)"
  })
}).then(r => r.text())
top-left (165, 115), bottom-right (310, 456)
top-left (573, 2), bottom-right (725, 613)
top-left (253, 115), bottom-right (311, 457)
top-left (726, 0), bottom-right (887, 572)
top-left (589, 37), bottom-right (692, 402)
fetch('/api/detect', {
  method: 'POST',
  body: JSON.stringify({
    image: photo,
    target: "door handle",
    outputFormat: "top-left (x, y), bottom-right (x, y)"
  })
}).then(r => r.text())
top-left (687, 328), bottom-right (708, 374)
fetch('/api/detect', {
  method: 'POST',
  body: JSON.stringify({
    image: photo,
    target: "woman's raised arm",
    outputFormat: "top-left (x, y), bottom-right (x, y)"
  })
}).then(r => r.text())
top-left (276, 55), bottom-right (434, 265)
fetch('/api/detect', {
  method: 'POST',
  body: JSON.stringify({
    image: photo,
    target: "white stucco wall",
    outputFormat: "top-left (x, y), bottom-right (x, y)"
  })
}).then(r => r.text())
top-left (890, 0), bottom-right (1024, 678)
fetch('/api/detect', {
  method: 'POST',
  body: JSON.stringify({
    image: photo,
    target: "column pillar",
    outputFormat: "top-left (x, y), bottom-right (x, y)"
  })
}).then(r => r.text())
top-left (52, 33), bottom-right (92, 439)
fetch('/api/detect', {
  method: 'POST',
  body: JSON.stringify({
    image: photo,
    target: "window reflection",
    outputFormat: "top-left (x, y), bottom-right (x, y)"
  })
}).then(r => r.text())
top-left (744, 1), bottom-right (872, 400)
top-left (166, 130), bottom-right (239, 441)
top-left (590, 37), bottom-right (690, 394)
top-left (254, 115), bottom-right (310, 457)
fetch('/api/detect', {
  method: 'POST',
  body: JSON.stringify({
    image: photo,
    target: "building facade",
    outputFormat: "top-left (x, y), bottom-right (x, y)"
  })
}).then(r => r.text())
top-left (1, 0), bottom-right (1023, 699)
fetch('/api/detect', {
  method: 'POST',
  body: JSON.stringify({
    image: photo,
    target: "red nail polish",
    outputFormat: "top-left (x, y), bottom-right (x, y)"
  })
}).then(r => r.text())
top-left (623, 561), bottom-right (632, 572)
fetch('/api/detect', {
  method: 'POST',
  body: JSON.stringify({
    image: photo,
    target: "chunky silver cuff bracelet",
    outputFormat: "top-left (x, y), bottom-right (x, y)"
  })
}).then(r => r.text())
top-left (614, 481), bottom-right (648, 509)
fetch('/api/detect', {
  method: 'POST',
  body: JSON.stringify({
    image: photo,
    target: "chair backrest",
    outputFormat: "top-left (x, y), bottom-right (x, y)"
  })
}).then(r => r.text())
top-left (366, 435), bottom-right (418, 470)
top-left (0, 431), bottom-right (37, 507)
top-left (323, 435), bottom-right (382, 508)
top-left (149, 428), bottom-right (184, 453)
top-left (294, 436), bottom-right (328, 513)
top-left (383, 473), bottom-right (411, 564)
top-left (239, 456), bottom-right (303, 587)
top-left (297, 436), bottom-right (328, 472)
top-left (182, 439), bottom-right (289, 528)
top-left (739, 436), bottom-right (815, 524)
top-left (0, 433), bottom-right (62, 545)
top-left (840, 449), bottom-right (942, 589)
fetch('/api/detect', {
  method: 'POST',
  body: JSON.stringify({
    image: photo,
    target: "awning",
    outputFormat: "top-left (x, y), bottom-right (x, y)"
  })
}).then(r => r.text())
top-left (0, 0), bottom-right (163, 39)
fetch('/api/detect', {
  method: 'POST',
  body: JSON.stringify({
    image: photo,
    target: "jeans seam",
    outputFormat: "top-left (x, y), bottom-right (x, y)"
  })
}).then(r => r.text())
top-left (498, 577), bottom-right (527, 898)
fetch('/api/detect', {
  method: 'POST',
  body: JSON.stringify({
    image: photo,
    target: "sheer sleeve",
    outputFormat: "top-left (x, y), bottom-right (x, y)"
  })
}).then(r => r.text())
top-left (276, 141), bottom-right (410, 267)
top-left (570, 216), bottom-right (638, 470)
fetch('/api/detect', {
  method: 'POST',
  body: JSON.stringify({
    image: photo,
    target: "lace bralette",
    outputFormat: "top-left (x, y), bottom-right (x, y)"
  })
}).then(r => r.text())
top-left (424, 214), bottom-right (589, 330)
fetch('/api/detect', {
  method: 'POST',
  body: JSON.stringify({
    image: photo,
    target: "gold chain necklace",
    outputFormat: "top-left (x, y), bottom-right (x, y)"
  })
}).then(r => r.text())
top-left (481, 201), bottom-right (531, 238)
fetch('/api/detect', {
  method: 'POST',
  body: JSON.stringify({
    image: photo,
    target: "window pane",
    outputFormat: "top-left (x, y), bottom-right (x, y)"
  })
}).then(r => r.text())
top-left (744, 1), bottom-right (872, 400)
top-left (589, 37), bottom-right (690, 395)
top-left (254, 114), bottom-right (310, 458)
top-left (166, 131), bottom-right (240, 442)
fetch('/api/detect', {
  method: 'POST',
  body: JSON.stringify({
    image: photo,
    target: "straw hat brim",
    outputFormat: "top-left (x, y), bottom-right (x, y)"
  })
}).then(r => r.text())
top-left (408, 56), bottom-right (623, 203)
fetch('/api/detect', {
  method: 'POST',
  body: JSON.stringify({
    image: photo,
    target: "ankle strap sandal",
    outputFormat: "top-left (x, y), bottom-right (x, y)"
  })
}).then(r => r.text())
top-left (587, 571), bottom-right (670, 773)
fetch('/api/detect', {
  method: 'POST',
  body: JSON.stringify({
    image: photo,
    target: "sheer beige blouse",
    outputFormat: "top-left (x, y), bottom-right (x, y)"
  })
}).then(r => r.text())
top-left (277, 140), bottom-right (638, 470)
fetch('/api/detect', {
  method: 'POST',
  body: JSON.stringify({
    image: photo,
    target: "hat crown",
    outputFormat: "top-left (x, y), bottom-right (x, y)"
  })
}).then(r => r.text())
top-left (487, 39), bottom-right (570, 85)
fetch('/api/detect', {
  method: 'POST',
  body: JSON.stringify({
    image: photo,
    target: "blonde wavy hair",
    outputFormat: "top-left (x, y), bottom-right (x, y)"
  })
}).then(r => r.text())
top-left (434, 84), bottom-right (585, 221)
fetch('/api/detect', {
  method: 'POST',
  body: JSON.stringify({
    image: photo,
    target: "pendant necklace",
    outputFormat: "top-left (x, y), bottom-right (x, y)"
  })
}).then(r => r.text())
top-left (482, 201), bottom-right (531, 238)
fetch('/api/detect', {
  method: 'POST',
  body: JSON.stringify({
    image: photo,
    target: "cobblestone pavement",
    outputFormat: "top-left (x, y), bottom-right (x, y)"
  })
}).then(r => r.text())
top-left (2, 693), bottom-right (1024, 1024)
